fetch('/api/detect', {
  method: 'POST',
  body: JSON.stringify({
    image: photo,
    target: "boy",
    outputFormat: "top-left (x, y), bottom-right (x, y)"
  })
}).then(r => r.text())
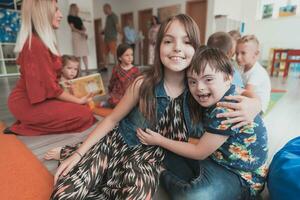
top-left (207, 31), bottom-right (244, 88)
top-left (236, 35), bottom-right (271, 113)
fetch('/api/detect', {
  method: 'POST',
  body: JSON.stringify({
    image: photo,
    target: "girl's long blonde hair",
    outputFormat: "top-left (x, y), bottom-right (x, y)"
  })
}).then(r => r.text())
top-left (139, 14), bottom-right (200, 124)
top-left (14, 0), bottom-right (59, 55)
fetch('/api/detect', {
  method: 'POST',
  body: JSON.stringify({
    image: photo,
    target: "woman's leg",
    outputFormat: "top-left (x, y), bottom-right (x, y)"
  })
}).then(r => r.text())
top-left (161, 159), bottom-right (251, 200)
top-left (50, 131), bottom-right (116, 200)
top-left (82, 56), bottom-right (88, 71)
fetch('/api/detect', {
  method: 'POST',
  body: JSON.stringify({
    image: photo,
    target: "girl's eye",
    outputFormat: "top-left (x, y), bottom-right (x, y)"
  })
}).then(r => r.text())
top-left (184, 40), bottom-right (192, 45)
top-left (163, 40), bottom-right (171, 44)
top-left (188, 80), bottom-right (197, 85)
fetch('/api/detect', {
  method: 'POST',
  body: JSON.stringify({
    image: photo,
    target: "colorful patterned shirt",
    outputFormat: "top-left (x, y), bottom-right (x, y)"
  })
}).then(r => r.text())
top-left (203, 85), bottom-right (268, 196)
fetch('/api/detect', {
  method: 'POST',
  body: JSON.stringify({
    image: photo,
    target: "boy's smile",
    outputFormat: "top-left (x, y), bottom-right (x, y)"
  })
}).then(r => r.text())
top-left (187, 64), bottom-right (232, 108)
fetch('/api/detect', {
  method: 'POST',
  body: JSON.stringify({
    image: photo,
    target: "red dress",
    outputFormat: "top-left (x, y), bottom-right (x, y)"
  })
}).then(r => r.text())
top-left (7, 35), bottom-right (96, 136)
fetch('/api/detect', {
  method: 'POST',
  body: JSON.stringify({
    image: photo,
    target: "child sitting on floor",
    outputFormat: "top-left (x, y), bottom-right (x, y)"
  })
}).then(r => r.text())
top-left (236, 35), bottom-right (271, 113)
top-left (137, 46), bottom-right (268, 199)
top-left (60, 55), bottom-right (80, 82)
top-left (100, 43), bottom-right (140, 108)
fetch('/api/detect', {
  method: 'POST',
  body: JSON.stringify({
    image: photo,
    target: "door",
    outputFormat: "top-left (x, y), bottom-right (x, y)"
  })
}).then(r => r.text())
top-left (94, 18), bottom-right (104, 69)
top-left (138, 9), bottom-right (152, 65)
top-left (121, 12), bottom-right (134, 43)
top-left (186, 0), bottom-right (207, 44)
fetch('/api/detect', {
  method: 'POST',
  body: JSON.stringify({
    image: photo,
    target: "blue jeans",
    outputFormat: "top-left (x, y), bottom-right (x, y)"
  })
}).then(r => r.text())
top-left (161, 153), bottom-right (251, 200)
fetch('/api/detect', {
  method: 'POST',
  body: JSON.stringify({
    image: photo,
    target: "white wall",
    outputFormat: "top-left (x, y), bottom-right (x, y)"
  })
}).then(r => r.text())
top-left (57, 0), bottom-right (72, 55)
top-left (241, 0), bottom-right (300, 60)
top-left (57, 0), bottom-right (97, 70)
top-left (212, 0), bottom-right (300, 61)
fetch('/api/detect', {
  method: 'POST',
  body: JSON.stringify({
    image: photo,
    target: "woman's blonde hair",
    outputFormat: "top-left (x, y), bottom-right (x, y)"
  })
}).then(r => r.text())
top-left (14, 0), bottom-right (59, 55)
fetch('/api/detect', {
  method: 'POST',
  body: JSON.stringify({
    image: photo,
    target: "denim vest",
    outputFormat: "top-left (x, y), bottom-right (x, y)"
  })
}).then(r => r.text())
top-left (119, 80), bottom-right (203, 147)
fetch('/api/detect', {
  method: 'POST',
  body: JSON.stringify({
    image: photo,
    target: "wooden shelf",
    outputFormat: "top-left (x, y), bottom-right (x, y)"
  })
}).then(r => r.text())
top-left (270, 49), bottom-right (300, 78)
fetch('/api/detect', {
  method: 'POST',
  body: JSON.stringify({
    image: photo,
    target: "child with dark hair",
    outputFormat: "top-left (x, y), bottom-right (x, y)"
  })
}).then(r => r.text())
top-left (138, 46), bottom-right (268, 199)
top-left (100, 43), bottom-right (140, 108)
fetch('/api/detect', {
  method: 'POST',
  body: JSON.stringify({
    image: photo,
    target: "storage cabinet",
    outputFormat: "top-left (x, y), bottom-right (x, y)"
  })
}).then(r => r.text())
top-left (0, 43), bottom-right (19, 76)
top-left (270, 49), bottom-right (300, 78)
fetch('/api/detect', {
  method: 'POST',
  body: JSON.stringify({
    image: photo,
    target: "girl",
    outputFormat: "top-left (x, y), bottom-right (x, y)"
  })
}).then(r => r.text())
top-left (100, 43), bottom-right (140, 108)
top-left (68, 3), bottom-right (89, 72)
top-left (46, 14), bottom-right (260, 199)
top-left (60, 55), bottom-right (80, 82)
top-left (6, 0), bottom-right (95, 136)
top-left (137, 46), bottom-right (268, 199)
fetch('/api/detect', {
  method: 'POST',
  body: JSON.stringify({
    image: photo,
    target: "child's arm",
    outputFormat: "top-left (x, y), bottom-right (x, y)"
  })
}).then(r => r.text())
top-left (69, 23), bottom-right (86, 35)
top-left (137, 128), bottom-right (228, 160)
top-left (57, 90), bottom-right (93, 104)
top-left (217, 87), bottom-right (261, 129)
top-left (54, 77), bottom-right (142, 183)
top-left (108, 67), bottom-right (118, 93)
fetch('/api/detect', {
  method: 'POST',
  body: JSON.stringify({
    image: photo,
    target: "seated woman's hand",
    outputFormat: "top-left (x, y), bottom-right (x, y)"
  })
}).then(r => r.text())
top-left (137, 128), bottom-right (162, 146)
top-left (216, 95), bottom-right (261, 129)
top-left (54, 152), bottom-right (82, 184)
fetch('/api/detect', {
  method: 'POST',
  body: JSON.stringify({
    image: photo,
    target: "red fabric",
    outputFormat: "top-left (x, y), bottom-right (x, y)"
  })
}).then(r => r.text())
top-left (108, 65), bottom-right (140, 106)
top-left (8, 35), bottom-right (96, 136)
top-left (92, 106), bottom-right (113, 117)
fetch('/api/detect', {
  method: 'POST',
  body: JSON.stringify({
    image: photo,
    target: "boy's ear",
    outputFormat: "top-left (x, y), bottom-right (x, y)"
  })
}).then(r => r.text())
top-left (227, 75), bottom-right (233, 85)
top-left (227, 48), bottom-right (234, 58)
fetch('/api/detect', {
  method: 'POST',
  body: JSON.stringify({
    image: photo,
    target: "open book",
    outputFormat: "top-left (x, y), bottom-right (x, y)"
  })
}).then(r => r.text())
top-left (60, 73), bottom-right (106, 108)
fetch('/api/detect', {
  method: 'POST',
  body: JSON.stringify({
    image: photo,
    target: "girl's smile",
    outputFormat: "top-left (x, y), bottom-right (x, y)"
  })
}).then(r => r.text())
top-left (160, 19), bottom-right (195, 72)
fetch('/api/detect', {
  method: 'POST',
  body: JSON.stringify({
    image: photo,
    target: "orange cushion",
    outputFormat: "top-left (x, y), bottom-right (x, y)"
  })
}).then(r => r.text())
top-left (92, 106), bottom-right (113, 117)
top-left (0, 133), bottom-right (53, 200)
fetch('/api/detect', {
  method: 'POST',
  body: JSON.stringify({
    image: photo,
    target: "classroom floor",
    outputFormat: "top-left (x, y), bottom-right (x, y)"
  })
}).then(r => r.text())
top-left (0, 68), bottom-right (300, 199)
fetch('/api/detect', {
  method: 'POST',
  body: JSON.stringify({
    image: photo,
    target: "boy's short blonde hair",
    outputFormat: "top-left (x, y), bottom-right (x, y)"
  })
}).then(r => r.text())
top-left (228, 30), bottom-right (241, 41)
top-left (237, 35), bottom-right (260, 50)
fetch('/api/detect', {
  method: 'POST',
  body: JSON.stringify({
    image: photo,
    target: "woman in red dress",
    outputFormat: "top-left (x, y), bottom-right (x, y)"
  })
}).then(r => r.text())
top-left (7, 0), bottom-right (96, 136)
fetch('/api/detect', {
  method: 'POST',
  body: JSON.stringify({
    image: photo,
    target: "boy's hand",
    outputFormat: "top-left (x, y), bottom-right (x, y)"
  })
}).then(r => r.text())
top-left (137, 128), bottom-right (162, 146)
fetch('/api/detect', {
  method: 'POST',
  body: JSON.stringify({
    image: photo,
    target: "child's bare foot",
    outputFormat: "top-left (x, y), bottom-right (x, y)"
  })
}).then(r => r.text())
top-left (44, 147), bottom-right (62, 160)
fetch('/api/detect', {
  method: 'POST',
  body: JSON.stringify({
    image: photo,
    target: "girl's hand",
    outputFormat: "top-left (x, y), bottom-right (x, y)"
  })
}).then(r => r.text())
top-left (54, 153), bottom-right (81, 185)
top-left (78, 93), bottom-right (93, 104)
top-left (137, 128), bottom-right (162, 146)
top-left (217, 95), bottom-right (261, 129)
